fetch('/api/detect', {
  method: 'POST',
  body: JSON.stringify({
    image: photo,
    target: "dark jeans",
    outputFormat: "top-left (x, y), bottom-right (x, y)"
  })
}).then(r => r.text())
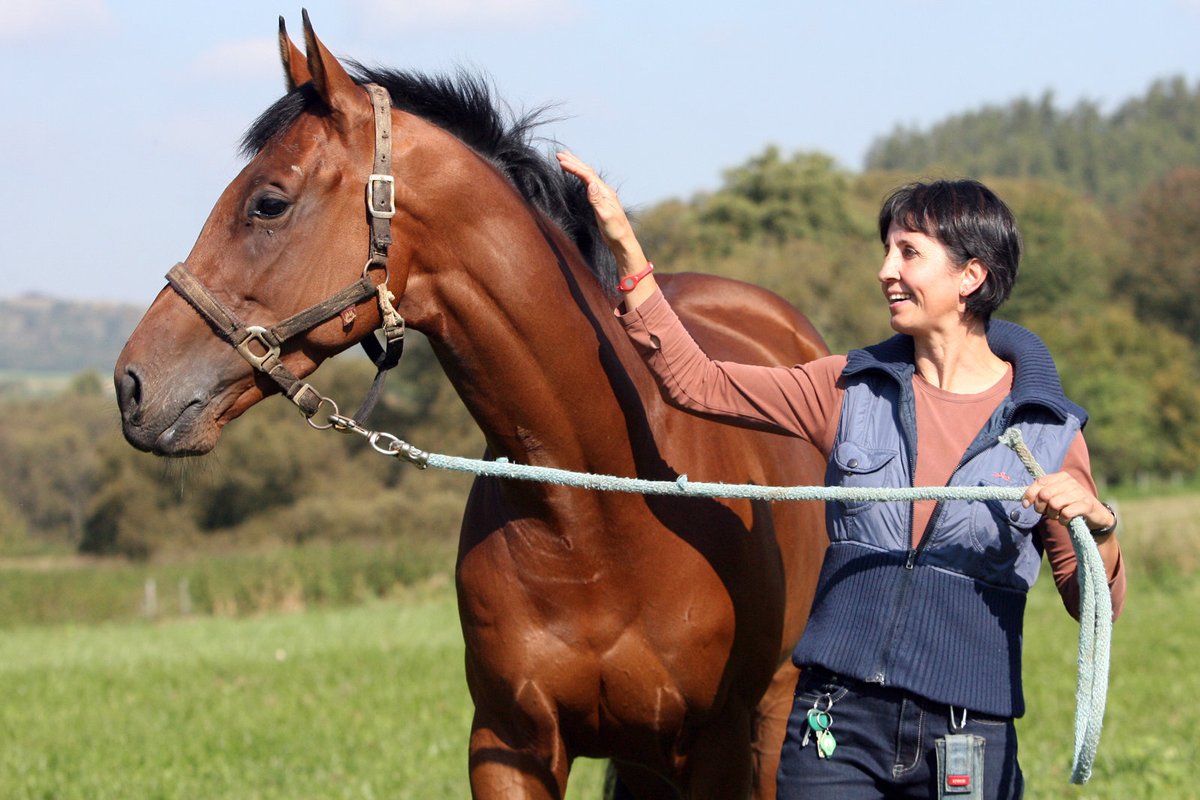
top-left (776, 669), bottom-right (1023, 799)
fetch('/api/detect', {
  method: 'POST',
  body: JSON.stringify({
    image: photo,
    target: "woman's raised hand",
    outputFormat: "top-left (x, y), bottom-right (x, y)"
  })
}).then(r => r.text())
top-left (556, 151), bottom-right (647, 270)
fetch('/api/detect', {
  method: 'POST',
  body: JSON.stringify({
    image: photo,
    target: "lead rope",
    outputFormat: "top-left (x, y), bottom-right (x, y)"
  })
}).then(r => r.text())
top-left (999, 429), bottom-right (1110, 784)
top-left (326, 413), bottom-right (1109, 782)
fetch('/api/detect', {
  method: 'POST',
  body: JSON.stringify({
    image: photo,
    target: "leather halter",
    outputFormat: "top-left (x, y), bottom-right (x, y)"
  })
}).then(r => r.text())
top-left (165, 83), bottom-right (405, 420)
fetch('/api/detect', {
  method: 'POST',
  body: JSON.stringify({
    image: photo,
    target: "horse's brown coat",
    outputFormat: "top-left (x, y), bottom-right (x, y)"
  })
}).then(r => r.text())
top-left (115, 13), bottom-right (830, 798)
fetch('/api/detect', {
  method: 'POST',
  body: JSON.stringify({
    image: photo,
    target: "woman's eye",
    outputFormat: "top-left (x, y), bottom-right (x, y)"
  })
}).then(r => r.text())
top-left (251, 196), bottom-right (290, 219)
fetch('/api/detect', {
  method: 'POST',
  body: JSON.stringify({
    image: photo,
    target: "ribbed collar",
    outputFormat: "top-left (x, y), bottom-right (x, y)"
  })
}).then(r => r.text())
top-left (843, 319), bottom-right (1087, 426)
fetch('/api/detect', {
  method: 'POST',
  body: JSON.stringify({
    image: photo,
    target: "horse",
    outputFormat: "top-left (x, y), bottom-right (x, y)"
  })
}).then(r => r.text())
top-left (115, 12), bottom-right (829, 798)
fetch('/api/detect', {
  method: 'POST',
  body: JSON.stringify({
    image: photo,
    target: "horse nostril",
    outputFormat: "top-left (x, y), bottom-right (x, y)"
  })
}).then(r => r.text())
top-left (117, 366), bottom-right (143, 417)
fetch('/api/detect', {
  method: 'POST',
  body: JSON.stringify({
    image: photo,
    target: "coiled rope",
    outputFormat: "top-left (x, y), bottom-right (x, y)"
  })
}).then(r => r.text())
top-left (999, 429), bottom-right (1110, 784)
top-left (341, 416), bottom-right (1110, 783)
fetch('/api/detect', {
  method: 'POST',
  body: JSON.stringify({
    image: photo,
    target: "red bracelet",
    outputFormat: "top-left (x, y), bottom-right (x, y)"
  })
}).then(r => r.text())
top-left (618, 262), bottom-right (654, 292)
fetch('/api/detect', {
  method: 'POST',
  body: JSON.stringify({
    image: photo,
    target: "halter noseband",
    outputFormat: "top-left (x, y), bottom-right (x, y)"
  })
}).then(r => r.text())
top-left (165, 83), bottom-right (405, 422)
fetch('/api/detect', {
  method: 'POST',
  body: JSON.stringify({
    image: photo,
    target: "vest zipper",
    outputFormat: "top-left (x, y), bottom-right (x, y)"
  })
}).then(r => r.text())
top-left (876, 397), bottom-right (1017, 682)
top-left (909, 406), bottom-right (1017, 570)
top-left (872, 388), bottom-right (920, 682)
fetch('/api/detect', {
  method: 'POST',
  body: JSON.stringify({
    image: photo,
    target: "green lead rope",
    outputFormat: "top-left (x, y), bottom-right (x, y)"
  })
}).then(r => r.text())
top-left (998, 428), bottom-right (1110, 784)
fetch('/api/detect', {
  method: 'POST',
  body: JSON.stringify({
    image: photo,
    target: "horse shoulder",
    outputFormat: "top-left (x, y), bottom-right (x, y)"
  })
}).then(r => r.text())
top-left (656, 272), bottom-right (829, 367)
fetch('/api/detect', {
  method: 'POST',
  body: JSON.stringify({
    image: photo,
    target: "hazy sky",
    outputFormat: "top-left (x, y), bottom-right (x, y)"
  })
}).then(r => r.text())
top-left (2, 0), bottom-right (1197, 304)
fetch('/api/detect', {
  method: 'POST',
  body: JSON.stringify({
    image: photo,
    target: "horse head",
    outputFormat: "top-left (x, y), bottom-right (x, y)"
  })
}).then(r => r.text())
top-left (116, 11), bottom-right (590, 456)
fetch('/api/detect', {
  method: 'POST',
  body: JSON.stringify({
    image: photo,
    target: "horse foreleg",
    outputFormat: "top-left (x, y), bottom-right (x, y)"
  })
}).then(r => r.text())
top-left (467, 691), bottom-right (571, 800)
top-left (749, 660), bottom-right (800, 800)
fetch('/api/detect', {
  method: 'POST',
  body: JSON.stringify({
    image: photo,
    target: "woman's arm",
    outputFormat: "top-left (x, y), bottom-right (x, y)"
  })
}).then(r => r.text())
top-left (623, 289), bottom-right (845, 444)
top-left (558, 151), bottom-right (845, 444)
top-left (556, 151), bottom-right (658, 311)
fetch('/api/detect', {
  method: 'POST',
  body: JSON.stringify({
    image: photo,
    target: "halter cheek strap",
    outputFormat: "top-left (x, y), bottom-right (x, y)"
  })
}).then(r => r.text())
top-left (165, 83), bottom-right (404, 422)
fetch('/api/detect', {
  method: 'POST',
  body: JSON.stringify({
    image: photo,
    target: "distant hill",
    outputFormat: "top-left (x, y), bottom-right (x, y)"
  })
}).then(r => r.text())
top-left (865, 75), bottom-right (1200, 206)
top-left (0, 295), bottom-right (143, 374)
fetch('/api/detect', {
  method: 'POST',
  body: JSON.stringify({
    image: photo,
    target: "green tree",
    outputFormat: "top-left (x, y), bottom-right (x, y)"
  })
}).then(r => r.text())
top-left (633, 198), bottom-right (703, 267)
top-left (1026, 306), bottom-right (1200, 483)
top-left (865, 76), bottom-right (1200, 207)
top-left (1114, 166), bottom-right (1200, 344)
top-left (633, 147), bottom-right (882, 352)
top-left (0, 391), bottom-right (111, 547)
top-left (0, 492), bottom-right (30, 554)
top-left (80, 432), bottom-right (198, 558)
top-left (74, 336), bottom-right (482, 557)
top-left (697, 146), bottom-right (864, 250)
top-left (991, 178), bottom-right (1125, 321)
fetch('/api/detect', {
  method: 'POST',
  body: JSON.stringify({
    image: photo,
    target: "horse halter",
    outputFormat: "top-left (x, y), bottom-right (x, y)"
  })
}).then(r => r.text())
top-left (165, 83), bottom-right (405, 423)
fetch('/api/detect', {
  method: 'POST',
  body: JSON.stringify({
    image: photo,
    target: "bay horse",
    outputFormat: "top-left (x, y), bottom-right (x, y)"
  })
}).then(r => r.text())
top-left (115, 12), bottom-right (829, 798)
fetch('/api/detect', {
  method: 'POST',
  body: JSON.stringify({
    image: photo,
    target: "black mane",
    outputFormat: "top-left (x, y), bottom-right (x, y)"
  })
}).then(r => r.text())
top-left (240, 66), bottom-right (617, 290)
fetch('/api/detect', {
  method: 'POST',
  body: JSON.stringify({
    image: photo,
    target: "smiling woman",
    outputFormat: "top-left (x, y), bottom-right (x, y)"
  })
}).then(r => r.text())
top-left (559, 154), bottom-right (1128, 797)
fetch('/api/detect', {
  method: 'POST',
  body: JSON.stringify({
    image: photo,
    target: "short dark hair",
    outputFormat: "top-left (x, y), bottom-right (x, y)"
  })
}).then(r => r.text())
top-left (878, 180), bottom-right (1021, 320)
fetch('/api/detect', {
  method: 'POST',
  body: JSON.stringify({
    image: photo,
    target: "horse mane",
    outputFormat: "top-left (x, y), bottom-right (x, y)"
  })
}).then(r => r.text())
top-left (240, 66), bottom-right (617, 291)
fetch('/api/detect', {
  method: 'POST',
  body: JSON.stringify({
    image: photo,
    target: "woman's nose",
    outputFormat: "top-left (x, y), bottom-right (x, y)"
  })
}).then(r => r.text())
top-left (878, 251), bottom-right (900, 283)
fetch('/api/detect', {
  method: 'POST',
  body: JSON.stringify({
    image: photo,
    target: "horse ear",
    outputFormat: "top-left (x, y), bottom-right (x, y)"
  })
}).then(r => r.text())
top-left (278, 16), bottom-right (311, 92)
top-left (300, 8), bottom-right (362, 126)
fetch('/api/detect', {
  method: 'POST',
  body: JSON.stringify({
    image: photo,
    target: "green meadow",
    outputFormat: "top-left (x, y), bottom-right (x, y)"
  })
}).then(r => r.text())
top-left (0, 493), bottom-right (1196, 799)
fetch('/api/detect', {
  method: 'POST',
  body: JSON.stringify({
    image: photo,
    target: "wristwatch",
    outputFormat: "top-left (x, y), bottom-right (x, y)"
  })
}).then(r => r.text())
top-left (1090, 502), bottom-right (1118, 536)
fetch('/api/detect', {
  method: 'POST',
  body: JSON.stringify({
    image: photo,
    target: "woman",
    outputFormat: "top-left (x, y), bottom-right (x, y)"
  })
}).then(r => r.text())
top-left (557, 151), bottom-right (1125, 798)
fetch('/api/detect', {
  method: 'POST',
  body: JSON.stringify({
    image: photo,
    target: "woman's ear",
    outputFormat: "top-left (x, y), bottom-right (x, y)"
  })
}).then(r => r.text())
top-left (961, 258), bottom-right (988, 297)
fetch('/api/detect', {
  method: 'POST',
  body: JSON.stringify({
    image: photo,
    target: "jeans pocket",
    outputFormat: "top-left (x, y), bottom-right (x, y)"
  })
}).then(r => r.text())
top-left (794, 669), bottom-right (850, 706)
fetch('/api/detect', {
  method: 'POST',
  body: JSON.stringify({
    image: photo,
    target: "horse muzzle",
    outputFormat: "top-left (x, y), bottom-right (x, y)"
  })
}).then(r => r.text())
top-left (114, 346), bottom-right (247, 457)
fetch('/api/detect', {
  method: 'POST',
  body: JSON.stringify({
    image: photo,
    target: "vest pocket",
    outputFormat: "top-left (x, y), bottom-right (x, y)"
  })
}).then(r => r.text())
top-left (830, 441), bottom-right (900, 516)
top-left (967, 480), bottom-right (1041, 563)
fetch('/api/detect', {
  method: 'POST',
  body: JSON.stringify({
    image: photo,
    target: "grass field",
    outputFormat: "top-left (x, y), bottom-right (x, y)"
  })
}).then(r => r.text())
top-left (0, 579), bottom-right (612, 799)
top-left (1, 493), bottom-right (1197, 798)
top-left (1, 573), bottom-right (1197, 798)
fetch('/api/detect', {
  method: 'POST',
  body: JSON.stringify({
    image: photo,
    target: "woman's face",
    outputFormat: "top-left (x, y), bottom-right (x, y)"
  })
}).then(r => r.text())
top-left (878, 223), bottom-right (973, 338)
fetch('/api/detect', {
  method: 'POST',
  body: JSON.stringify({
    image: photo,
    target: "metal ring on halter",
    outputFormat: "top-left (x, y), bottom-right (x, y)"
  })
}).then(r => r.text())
top-left (305, 396), bottom-right (341, 430)
top-left (362, 259), bottom-right (390, 281)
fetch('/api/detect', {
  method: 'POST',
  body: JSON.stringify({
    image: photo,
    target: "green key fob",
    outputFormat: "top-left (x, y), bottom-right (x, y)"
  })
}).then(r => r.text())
top-left (817, 729), bottom-right (837, 758)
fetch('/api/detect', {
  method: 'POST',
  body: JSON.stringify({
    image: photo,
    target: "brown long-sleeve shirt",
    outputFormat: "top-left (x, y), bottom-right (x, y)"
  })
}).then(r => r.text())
top-left (620, 289), bottom-right (1125, 619)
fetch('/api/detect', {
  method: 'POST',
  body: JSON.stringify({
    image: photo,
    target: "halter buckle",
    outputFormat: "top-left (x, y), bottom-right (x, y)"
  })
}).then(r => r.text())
top-left (235, 326), bottom-right (280, 371)
top-left (367, 174), bottom-right (396, 219)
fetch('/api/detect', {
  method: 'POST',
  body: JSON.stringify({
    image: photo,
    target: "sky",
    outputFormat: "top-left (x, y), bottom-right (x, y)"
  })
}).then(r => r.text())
top-left (2, 0), bottom-right (1197, 305)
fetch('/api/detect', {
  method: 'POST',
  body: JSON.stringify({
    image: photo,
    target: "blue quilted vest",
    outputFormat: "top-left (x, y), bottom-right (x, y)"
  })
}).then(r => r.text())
top-left (791, 320), bottom-right (1086, 717)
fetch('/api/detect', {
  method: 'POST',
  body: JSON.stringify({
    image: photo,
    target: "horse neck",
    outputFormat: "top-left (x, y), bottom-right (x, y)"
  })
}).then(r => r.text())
top-left (404, 189), bottom-right (644, 482)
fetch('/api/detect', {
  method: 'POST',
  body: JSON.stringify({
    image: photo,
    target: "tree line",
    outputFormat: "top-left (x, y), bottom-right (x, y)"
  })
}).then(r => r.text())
top-left (0, 343), bottom-right (484, 559)
top-left (2, 77), bottom-right (1198, 559)
top-left (865, 75), bottom-right (1200, 208)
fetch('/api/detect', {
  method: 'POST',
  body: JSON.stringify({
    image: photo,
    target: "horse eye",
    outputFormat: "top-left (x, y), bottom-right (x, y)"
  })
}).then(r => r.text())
top-left (251, 195), bottom-right (290, 219)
